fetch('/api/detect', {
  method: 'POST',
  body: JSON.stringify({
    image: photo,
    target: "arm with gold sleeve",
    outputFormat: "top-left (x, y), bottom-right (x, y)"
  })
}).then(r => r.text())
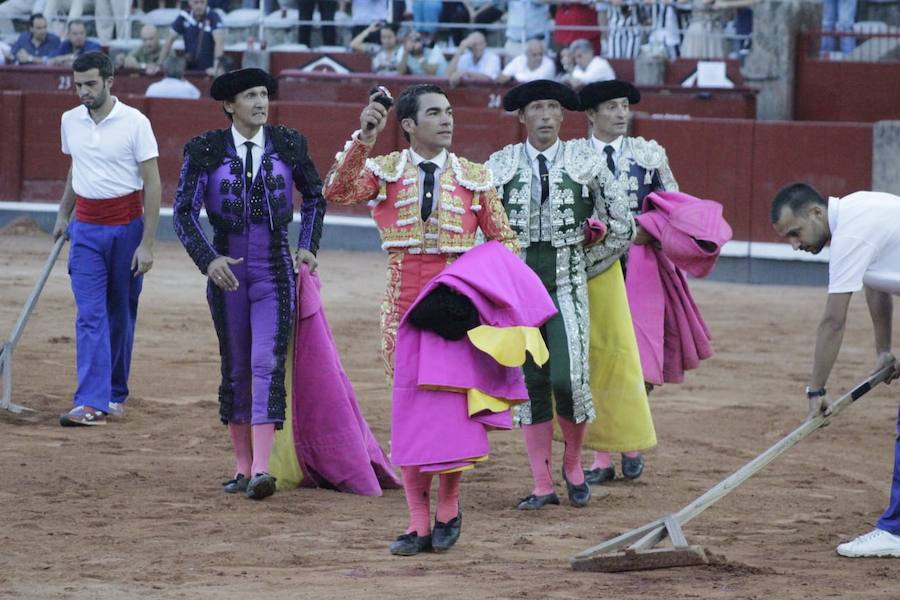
top-left (322, 137), bottom-right (380, 206)
top-left (476, 186), bottom-right (519, 254)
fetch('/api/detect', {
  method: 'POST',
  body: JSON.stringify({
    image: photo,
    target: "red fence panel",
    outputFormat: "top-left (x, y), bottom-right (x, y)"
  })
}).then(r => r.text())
top-left (749, 120), bottom-right (872, 242)
top-left (0, 91), bottom-right (24, 202)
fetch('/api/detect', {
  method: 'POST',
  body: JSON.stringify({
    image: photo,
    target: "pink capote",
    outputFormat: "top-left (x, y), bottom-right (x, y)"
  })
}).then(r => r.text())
top-left (291, 265), bottom-right (402, 496)
top-left (391, 241), bottom-right (557, 472)
top-left (626, 190), bottom-right (733, 385)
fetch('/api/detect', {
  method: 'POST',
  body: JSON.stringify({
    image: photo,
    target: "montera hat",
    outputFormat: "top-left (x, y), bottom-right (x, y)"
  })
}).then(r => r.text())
top-left (578, 80), bottom-right (640, 109)
top-left (502, 79), bottom-right (581, 112)
top-left (210, 68), bottom-right (278, 101)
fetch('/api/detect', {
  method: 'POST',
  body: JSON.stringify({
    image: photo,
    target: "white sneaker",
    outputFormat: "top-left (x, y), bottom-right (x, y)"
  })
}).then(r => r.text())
top-left (107, 402), bottom-right (124, 418)
top-left (836, 529), bottom-right (900, 558)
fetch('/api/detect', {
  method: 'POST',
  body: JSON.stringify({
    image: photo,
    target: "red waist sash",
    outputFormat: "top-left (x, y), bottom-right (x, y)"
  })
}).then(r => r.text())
top-left (75, 190), bottom-right (143, 225)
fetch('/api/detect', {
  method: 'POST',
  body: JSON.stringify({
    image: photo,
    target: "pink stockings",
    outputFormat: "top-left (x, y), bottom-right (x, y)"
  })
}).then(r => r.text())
top-left (228, 423), bottom-right (276, 477)
top-left (591, 450), bottom-right (641, 471)
top-left (522, 418), bottom-right (588, 493)
top-left (401, 466), bottom-right (462, 536)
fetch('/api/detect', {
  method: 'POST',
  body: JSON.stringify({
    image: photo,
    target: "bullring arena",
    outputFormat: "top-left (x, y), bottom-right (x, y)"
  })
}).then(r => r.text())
top-left (3, 8), bottom-right (900, 595)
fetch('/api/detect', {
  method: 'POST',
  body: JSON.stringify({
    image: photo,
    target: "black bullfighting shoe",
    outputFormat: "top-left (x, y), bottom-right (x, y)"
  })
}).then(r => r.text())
top-left (223, 473), bottom-right (249, 494)
top-left (583, 465), bottom-right (616, 486)
top-left (516, 492), bottom-right (560, 510)
top-left (389, 533), bottom-right (433, 556)
top-left (246, 472), bottom-right (277, 500)
top-left (621, 454), bottom-right (645, 480)
top-left (432, 513), bottom-right (462, 552)
top-left (562, 467), bottom-right (591, 508)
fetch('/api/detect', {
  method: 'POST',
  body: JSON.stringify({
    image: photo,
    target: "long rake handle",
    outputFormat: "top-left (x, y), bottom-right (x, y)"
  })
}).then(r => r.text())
top-left (672, 365), bottom-right (893, 527)
top-left (573, 366), bottom-right (893, 560)
top-left (6, 236), bottom-right (65, 350)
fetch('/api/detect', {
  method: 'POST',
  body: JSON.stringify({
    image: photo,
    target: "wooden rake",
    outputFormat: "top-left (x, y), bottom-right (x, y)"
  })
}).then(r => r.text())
top-left (0, 236), bottom-right (66, 415)
top-left (571, 365), bottom-right (895, 572)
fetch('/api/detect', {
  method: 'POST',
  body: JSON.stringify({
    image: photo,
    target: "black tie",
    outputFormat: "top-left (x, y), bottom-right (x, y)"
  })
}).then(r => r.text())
top-left (419, 161), bottom-right (437, 222)
top-left (243, 141), bottom-right (254, 191)
top-left (603, 145), bottom-right (616, 175)
top-left (537, 154), bottom-right (549, 203)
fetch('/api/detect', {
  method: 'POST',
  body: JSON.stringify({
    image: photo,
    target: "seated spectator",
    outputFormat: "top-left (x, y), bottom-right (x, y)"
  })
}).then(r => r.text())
top-left (350, 21), bottom-right (403, 74)
top-left (155, 0), bottom-right (225, 76)
top-left (1, 39), bottom-right (11, 63)
top-left (397, 28), bottom-right (448, 76)
top-left (551, 1), bottom-right (600, 54)
top-left (446, 31), bottom-right (500, 86)
top-left (11, 13), bottom-right (60, 64)
top-left (439, 0), bottom-right (504, 47)
top-left (497, 37), bottom-right (555, 84)
top-left (555, 45), bottom-right (575, 81)
top-left (116, 24), bottom-right (162, 73)
top-left (504, 0), bottom-right (550, 56)
top-left (560, 37), bottom-right (614, 90)
top-left (0, 0), bottom-right (37, 36)
top-left (49, 19), bottom-right (101, 66)
top-left (145, 55), bottom-right (201, 99)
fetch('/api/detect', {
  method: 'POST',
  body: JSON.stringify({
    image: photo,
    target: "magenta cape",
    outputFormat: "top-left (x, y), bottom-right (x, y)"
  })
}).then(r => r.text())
top-left (290, 266), bottom-right (402, 495)
top-left (390, 241), bottom-right (557, 472)
top-left (626, 190), bottom-right (732, 385)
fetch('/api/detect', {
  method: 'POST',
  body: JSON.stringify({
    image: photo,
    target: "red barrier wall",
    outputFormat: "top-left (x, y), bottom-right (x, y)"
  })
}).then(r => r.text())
top-left (795, 58), bottom-right (900, 122)
top-left (3, 91), bottom-right (874, 245)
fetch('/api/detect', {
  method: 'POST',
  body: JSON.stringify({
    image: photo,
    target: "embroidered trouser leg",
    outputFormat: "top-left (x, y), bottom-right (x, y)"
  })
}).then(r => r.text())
top-left (209, 226), bottom-right (294, 426)
top-left (520, 242), bottom-right (593, 425)
top-left (876, 402), bottom-right (900, 535)
top-left (68, 217), bottom-right (144, 412)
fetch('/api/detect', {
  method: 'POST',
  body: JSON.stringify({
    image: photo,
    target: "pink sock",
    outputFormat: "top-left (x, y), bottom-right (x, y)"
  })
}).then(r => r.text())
top-left (557, 417), bottom-right (587, 485)
top-left (591, 451), bottom-right (613, 470)
top-left (436, 471), bottom-right (461, 523)
top-left (401, 466), bottom-right (433, 536)
top-left (250, 423), bottom-right (276, 475)
top-left (623, 451), bottom-right (641, 459)
top-left (522, 421), bottom-right (554, 496)
top-left (228, 423), bottom-right (252, 478)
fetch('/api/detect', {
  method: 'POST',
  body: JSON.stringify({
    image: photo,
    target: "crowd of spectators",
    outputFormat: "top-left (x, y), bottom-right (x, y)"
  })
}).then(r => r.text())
top-left (0, 0), bottom-right (771, 88)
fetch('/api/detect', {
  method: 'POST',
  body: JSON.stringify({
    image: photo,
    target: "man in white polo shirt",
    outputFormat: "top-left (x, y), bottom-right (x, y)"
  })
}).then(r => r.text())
top-left (772, 182), bottom-right (900, 558)
top-left (51, 51), bottom-right (162, 427)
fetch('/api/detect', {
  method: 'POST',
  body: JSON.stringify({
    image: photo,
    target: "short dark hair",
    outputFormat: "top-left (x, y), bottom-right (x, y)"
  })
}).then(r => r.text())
top-left (29, 13), bottom-right (46, 26)
top-left (395, 84), bottom-right (448, 142)
top-left (68, 19), bottom-right (86, 31)
top-left (73, 51), bottom-right (113, 78)
top-left (770, 182), bottom-right (826, 223)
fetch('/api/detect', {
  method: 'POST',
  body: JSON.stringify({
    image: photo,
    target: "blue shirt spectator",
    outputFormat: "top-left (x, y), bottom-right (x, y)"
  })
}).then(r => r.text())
top-left (11, 14), bottom-right (60, 64)
top-left (156, 0), bottom-right (225, 75)
top-left (50, 20), bottom-right (101, 66)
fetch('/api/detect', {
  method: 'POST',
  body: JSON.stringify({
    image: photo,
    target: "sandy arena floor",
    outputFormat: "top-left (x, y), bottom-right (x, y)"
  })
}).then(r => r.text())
top-left (1, 224), bottom-right (899, 599)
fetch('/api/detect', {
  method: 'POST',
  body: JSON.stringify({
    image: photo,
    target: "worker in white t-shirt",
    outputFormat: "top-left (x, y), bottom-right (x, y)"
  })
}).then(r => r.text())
top-left (145, 56), bottom-right (201, 99)
top-left (51, 52), bottom-right (162, 428)
top-left (772, 182), bottom-right (900, 559)
top-left (497, 38), bottom-right (556, 85)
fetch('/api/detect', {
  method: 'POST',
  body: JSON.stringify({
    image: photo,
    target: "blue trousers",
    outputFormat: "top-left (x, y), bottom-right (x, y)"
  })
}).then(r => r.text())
top-left (876, 403), bottom-right (900, 534)
top-left (67, 218), bottom-right (144, 412)
top-left (820, 0), bottom-right (857, 55)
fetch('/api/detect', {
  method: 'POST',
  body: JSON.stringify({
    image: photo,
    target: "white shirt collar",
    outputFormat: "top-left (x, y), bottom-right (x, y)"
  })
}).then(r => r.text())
top-left (232, 125), bottom-right (265, 150)
top-left (409, 148), bottom-right (448, 170)
top-left (525, 138), bottom-right (561, 164)
top-left (591, 134), bottom-right (623, 154)
top-left (80, 96), bottom-right (121, 124)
